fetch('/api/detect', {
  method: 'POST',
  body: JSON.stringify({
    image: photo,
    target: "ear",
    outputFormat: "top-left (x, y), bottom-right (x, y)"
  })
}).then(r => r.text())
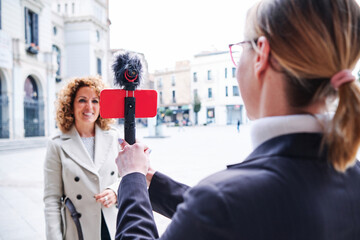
top-left (254, 36), bottom-right (271, 81)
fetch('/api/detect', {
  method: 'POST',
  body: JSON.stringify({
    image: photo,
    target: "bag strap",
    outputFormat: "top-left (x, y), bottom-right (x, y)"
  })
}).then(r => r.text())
top-left (62, 196), bottom-right (84, 240)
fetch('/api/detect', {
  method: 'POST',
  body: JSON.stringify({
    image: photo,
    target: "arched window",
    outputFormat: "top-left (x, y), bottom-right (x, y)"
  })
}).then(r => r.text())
top-left (24, 76), bottom-right (38, 100)
top-left (24, 76), bottom-right (44, 137)
top-left (52, 45), bottom-right (61, 82)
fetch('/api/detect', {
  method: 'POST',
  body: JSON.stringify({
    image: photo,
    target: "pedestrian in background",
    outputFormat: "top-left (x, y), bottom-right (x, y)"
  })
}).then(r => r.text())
top-left (44, 76), bottom-right (121, 240)
top-left (178, 119), bottom-right (185, 132)
top-left (237, 119), bottom-right (240, 133)
top-left (115, 0), bottom-right (360, 239)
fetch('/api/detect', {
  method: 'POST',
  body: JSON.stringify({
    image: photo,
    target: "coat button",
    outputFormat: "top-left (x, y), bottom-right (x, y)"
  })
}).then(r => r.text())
top-left (74, 177), bottom-right (80, 182)
top-left (111, 171), bottom-right (115, 176)
top-left (76, 194), bottom-right (82, 200)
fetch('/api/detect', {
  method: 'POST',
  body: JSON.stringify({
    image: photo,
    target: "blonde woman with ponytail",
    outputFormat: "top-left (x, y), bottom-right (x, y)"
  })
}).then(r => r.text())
top-left (114, 0), bottom-right (360, 239)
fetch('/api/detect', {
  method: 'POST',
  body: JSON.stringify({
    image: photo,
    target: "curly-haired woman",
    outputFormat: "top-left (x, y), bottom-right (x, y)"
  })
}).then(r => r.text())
top-left (44, 76), bottom-right (120, 240)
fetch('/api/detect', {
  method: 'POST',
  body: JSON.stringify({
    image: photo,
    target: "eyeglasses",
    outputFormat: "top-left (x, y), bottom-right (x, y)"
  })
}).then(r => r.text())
top-left (228, 39), bottom-right (257, 67)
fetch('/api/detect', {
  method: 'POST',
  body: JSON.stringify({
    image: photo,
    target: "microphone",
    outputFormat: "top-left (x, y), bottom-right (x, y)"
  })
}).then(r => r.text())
top-left (111, 51), bottom-right (144, 144)
top-left (112, 51), bottom-right (143, 91)
top-left (100, 51), bottom-right (157, 145)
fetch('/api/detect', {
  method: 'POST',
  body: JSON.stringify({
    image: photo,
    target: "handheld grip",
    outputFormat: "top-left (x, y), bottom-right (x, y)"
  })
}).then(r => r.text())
top-left (124, 97), bottom-right (136, 145)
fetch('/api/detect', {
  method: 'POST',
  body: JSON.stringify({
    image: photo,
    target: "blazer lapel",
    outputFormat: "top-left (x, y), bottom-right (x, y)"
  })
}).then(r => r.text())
top-left (61, 126), bottom-right (98, 175)
top-left (94, 125), bottom-right (115, 171)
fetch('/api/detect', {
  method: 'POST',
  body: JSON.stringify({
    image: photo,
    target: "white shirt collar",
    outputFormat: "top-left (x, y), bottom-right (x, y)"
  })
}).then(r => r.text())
top-left (250, 114), bottom-right (332, 150)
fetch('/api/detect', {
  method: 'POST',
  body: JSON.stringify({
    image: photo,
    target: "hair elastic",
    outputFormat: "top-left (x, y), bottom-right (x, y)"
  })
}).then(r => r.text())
top-left (330, 69), bottom-right (355, 90)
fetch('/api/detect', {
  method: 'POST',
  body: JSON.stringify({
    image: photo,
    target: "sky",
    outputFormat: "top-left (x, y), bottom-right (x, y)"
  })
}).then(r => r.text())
top-left (109, 0), bottom-right (360, 75)
top-left (108, 0), bottom-right (254, 72)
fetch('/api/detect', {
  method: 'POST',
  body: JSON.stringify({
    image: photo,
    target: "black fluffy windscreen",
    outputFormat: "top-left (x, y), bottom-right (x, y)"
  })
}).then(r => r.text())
top-left (112, 51), bottom-right (143, 90)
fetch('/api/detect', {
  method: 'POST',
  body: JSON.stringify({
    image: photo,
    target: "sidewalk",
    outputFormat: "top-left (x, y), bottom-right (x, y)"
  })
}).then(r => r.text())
top-left (0, 148), bottom-right (46, 239)
top-left (0, 124), bottom-right (253, 239)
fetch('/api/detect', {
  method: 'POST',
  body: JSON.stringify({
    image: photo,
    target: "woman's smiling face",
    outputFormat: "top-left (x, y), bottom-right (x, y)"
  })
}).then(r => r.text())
top-left (73, 86), bottom-right (100, 127)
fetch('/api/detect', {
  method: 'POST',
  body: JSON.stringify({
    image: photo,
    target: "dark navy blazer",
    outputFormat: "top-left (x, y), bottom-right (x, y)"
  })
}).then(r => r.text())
top-left (116, 133), bottom-right (360, 240)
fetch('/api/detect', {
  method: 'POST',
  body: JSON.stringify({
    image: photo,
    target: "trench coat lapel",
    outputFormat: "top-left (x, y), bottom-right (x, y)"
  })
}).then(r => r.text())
top-left (94, 125), bottom-right (115, 171)
top-left (60, 126), bottom-right (98, 175)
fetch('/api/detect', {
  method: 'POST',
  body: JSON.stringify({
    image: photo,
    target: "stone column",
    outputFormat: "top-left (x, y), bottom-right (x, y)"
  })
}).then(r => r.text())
top-left (45, 52), bottom-right (56, 136)
top-left (12, 39), bottom-right (24, 139)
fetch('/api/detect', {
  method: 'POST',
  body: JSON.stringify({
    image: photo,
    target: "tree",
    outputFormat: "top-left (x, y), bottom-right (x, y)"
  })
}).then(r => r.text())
top-left (165, 109), bottom-right (173, 117)
top-left (193, 96), bottom-right (201, 125)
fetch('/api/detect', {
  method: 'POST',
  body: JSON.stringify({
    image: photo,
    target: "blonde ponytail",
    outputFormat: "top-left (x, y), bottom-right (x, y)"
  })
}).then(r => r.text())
top-left (326, 82), bottom-right (360, 171)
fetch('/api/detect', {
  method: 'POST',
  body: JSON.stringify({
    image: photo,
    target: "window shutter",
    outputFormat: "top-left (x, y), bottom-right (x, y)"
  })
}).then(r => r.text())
top-left (33, 13), bottom-right (38, 46)
top-left (24, 8), bottom-right (29, 44)
top-left (0, 0), bottom-right (2, 29)
top-left (97, 58), bottom-right (102, 75)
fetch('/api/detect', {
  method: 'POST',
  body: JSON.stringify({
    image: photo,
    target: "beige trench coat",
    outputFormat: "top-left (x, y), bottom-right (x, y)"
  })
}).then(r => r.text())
top-left (44, 125), bottom-right (121, 240)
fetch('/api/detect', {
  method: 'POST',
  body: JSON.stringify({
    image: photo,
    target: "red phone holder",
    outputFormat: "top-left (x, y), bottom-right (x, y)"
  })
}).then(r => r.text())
top-left (100, 89), bottom-right (157, 118)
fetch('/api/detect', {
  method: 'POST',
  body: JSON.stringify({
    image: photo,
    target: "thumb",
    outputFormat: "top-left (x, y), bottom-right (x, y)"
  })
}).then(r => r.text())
top-left (94, 191), bottom-right (106, 200)
top-left (118, 138), bottom-right (129, 150)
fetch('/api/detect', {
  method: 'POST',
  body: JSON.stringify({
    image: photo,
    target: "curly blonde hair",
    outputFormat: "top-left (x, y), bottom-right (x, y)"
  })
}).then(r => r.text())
top-left (56, 76), bottom-right (114, 133)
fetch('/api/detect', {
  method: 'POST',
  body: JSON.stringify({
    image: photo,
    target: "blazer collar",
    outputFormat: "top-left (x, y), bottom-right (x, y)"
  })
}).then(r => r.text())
top-left (227, 133), bottom-right (327, 169)
top-left (250, 114), bottom-right (330, 150)
top-left (61, 126), bottom-right (97, 175)
top-left (60, 125), bottom-right (115, 175)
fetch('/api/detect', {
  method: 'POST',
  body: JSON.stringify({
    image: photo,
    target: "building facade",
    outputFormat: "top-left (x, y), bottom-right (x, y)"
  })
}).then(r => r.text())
top-left (52, 0), bottom-right (112, 92)
top-left (190, 51), bottom-right (247, 126)
top-left (154, 61), bottom-right (191, 125)
top-left (152, 53), bottom-right (247, 126)
top-left (0, 0), bottom-right (111, 147)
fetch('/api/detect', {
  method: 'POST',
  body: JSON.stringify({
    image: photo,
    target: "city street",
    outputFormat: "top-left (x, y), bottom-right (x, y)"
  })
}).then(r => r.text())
top-left (0, 124), bottom-right (253, 239)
